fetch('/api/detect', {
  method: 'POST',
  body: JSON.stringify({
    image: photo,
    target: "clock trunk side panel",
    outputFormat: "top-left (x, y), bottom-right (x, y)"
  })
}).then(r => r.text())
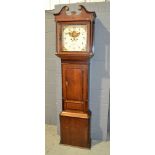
top-left (62, 63), bottom-right (88, 112)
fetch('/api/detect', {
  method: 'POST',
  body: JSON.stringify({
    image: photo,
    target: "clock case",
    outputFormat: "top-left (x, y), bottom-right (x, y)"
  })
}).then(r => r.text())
top-left (54, 5), bottom-right (96, 148)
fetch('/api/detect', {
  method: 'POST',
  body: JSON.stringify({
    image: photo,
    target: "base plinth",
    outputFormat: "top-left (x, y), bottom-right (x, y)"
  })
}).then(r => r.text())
top-left (60, 111), bottom-right (91, 148)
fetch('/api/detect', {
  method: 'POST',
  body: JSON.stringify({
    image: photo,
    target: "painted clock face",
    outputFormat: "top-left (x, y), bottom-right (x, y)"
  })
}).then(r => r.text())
top-left (62, 24), bottom-right (87, 51)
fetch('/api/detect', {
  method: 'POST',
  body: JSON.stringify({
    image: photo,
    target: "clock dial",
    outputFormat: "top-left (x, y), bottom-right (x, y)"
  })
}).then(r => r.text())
top-left (62, 25), bottom-right (87, 51)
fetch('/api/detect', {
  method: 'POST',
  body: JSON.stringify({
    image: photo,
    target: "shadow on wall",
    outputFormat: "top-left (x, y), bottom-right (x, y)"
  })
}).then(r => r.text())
top-left (90, 18), bottom-right (110, 141)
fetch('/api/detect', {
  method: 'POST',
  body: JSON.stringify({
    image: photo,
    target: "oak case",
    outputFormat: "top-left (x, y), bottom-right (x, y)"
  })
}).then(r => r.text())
top-left (54, 5), bottom-right (96, 148)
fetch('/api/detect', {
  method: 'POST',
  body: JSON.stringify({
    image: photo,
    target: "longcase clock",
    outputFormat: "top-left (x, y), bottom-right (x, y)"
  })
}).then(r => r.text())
top-left (54, 5), bottom-right (96, 148)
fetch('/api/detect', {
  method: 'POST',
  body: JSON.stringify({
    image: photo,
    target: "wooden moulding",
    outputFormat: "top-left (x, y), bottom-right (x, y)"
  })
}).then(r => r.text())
top-left (55, 52), bottom-right (94, 60)
top-left (60, 111), bottom-right (91, 119)
top-left (54, 5), bottom-right (96, 22)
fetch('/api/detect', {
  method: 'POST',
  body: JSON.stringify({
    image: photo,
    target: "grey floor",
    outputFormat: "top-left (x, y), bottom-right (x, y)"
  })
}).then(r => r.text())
top-left (45, 124), bottom-right (110, 155)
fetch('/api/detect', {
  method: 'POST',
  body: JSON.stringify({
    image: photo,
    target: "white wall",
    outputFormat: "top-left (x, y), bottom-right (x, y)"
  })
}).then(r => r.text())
top-left (46, 0), bottom-right (109, 10)
top-left (45, 11), bottom-right (57, 125)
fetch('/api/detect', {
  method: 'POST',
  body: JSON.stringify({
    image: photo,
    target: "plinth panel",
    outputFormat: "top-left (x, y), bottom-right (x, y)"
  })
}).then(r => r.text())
top-left (60, 111), bottom-right (91, 148)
